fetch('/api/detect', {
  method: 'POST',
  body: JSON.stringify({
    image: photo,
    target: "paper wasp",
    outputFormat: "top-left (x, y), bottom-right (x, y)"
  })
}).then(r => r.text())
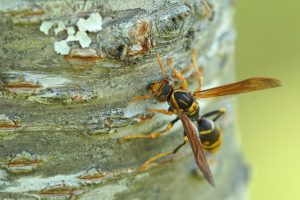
top-left (119, 50), bottom-right (281, 186)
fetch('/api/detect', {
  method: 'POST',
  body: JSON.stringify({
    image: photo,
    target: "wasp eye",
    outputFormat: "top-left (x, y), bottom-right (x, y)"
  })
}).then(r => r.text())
top-left (146, 83), bottom-right (153, 91)
top-left (146, 83), bottom-right (152, 91)
top-left (146, 82), bottom-right (159, 93)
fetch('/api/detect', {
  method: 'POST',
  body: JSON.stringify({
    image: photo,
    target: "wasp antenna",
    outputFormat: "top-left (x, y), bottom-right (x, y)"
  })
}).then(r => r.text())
top-left (191, 49), bottom-right (203, 91)
top-left (167, 57), bottom-right (173, 67)
top-left (191, 49), bottom-right (198, 70)
top-left (167, 57), bottom-right (175, 71)
top-left (156, 53), bottom-right (167, 79)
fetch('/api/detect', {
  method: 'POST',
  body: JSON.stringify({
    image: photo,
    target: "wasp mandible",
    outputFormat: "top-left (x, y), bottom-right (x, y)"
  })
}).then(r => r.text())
top-left (119, 50), bottom-right (281, 186)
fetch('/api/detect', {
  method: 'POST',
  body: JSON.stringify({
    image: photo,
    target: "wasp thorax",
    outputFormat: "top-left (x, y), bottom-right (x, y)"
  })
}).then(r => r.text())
top-left (147, 80), bottom-right (173, 102)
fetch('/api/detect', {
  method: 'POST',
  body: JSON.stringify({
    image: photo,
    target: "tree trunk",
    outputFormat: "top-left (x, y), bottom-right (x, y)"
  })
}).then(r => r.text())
top-left (0, 0), bottom-right (248, 199)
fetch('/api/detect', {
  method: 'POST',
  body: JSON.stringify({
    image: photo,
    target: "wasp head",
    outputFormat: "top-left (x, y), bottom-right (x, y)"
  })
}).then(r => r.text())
top-left (147, 79), bottom-right (173, 102)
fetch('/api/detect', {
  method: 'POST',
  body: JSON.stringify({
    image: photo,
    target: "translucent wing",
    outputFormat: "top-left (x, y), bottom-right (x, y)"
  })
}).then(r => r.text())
top-left (177, 109), bottom-right (215, 186)
top-left (192, 77), bottom-right (281, 98)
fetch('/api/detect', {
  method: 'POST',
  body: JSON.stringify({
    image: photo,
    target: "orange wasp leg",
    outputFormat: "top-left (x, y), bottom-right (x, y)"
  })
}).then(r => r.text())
top-left (191, 49), bottom-right (204, 92)
top-left (129, 94), bottom-right (153, 102)
top-left (180, 64), bottom-right (204, 81)
top-left (118, 118), bottom-right (179, 143)
top-left (145, 108), bottom-right (173, 116)
top-left (138, 136), bottom-right (188, 172)
top-left (156, 53), bottom-right (167, 79)
top-left (180, 64), bottom-right (193, 75)
top-left (167, 57), bottom-right (188, 90)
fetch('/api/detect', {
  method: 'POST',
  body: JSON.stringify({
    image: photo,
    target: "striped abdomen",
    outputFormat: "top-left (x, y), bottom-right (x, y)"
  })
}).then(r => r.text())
top-left (197, 118), bottom-right (222, 153)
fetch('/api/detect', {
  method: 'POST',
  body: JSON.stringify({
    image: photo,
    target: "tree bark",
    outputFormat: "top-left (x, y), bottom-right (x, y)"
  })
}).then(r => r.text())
top-left (0, 0), bottom-right (248, 199)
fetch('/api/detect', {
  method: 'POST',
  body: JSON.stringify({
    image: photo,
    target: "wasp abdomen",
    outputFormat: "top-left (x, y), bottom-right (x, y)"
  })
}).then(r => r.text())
top-left (198, 118), bottom-right (222, 153)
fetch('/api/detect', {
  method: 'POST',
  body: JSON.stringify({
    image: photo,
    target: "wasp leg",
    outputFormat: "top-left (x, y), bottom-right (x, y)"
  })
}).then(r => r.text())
top-left (118, 118), bottom-right (179, 143)
top-left (156, 53), bottom-right (167, 79)
top-left (190, 66), bottom-right (204, 79)
top-left (129, 94), bottom-right (153, 102)
top-left (133, 113), bottom-right (155, 123)
top-left (180, 64), bottom-right (193, 75)
top-left (202, 108), bottom-right (226, 122)
top-left (180, 64), bottom-right (204, 80)
top-left (138, 136), bottom-right (188, 172)
top-left (145, 108), bottom-right (173, 116)
top-left (191, 49), bottom-right (204, 92)
top-left (167, 57), bottom-right (188, 90)
top-left (172, 136), bottom-right (188, 154)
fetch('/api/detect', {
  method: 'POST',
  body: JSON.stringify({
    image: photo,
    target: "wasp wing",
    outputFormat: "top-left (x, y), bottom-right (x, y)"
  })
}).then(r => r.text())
top-left (192, 77), bottom-right (281, 98)
top-left (177, 109), bottom-right (215, 186)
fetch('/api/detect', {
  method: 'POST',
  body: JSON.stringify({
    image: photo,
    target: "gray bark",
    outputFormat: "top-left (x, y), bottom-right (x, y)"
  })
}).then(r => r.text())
top-left (0, 0), bottom-right (248, 199)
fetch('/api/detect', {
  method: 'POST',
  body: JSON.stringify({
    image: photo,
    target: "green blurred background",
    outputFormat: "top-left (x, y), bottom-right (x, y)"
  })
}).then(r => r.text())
top-left (235, 0), bottom-right (300, 199)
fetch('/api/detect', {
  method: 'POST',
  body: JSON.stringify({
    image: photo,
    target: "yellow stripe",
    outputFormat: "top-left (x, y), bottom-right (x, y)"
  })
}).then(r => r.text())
top-left (189, 108), bottom-right (197, 115)
top-left (188, 102), bottom-right (198, 115)
top-left (203, 143), bottom-right (221, 153)
top-left (202, 131), bottom-right (222, 151)
top-left (170, 94), bottom-right (179, 109)
top-left (179, 99), bottom-right (188, 105)
top-left (199, 121), bottom-right (215, 135)
top-left (182, 94), bottom-right (190, 101)
top-left (200, 129), bottom-right (213, 135)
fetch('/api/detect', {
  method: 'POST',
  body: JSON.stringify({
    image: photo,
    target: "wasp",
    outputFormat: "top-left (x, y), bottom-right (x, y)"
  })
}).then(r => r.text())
top-left (119, 50), bottom-right (281, 186)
